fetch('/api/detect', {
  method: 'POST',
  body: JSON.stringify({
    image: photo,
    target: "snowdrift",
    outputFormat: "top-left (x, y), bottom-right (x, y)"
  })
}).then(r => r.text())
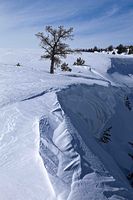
top-left (0, 49), bottom-right (133, 200)
top-left (108, 58), bottom-right (133, 75)
top-left (39, 84), bottom-right (133, 200)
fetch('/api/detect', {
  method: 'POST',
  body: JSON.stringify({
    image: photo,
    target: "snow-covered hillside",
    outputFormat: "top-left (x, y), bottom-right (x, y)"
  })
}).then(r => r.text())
top-left (0, 49), bottom-right (133, 200)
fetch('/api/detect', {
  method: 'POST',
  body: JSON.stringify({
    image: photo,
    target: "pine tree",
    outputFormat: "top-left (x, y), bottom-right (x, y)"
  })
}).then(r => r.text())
top-left (100, 126), bottom-right (112, 143)
top-left (117, 44), bottom-right (127, 54)
top-left (61, 62), bottom-right (72, 72)
top-left (127, 142), bottom-right (133, 186)
top-left (124, 96), bottom-right (132, 111)
top-left (73, 57), bottom-right (85, 65)
top-left (16, 63), bottom-right (21, 67)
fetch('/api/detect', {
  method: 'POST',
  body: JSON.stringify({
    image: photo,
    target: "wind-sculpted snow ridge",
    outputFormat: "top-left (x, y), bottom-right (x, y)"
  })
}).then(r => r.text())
top-left (39, 84), bottom-right (133, 200)
top-left (0, 50), bottom-right (133, 200)
top-left (108, 58), bottom-right (133, 75)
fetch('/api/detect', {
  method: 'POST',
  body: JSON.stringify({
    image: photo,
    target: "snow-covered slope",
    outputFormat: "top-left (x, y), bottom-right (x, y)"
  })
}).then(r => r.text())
top-left (0, 49), bottom-right (133, 200)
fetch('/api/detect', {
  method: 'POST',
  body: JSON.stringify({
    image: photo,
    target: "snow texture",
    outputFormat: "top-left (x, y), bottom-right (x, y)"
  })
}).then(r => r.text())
top-left (0, 49), bottom-right (133, 200)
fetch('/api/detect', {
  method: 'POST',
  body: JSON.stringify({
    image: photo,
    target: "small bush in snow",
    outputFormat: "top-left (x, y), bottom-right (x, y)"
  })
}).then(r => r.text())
top-left (127, 172), bottom-right (133, 187)
top-left (129, 142), bottom-right (133, 147)
top-left (100, 126), bottom-right (112, 143)
top-left (127, 142), bottom-right (133, 186)
top-left (124, 96), bottom-right (132, 111)
top-left (16, 63), bottom-right (21, 67)
top-left (128, 153), bottom-right (133, 160)
top-left (127, 173), bottom-right (133, 180)
top-left (61, 62), bottom-right (72, 72)
top-left (73, 57), bottom-right (85, 66)
top-left (128, 142), bottom-right (133, 160)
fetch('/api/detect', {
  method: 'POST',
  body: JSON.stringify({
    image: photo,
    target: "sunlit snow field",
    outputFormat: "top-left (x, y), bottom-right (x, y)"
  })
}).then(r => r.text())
top-left (0, 49), bottom-right (133, 200)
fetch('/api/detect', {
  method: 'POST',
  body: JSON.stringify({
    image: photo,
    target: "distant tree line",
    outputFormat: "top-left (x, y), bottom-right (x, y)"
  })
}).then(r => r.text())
top-left (36, 25), bottom-right (133, 74)
top-left (75, 44), bottom-right (133, 55)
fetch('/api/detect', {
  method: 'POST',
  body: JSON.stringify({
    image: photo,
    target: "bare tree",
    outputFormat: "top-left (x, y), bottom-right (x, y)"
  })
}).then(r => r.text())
top-left (36, 26), bottom-right (73, 74)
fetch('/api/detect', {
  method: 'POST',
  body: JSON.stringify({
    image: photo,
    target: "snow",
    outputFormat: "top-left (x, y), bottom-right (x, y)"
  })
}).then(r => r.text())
top-left (108, 58), bottom-right (133, 75)
top-left (0, 49), bottom-right (133, 200)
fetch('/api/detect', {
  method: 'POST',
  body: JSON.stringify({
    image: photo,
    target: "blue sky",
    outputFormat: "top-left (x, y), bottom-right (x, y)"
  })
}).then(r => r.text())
top-left (0, 0), bottom-right (133, 48)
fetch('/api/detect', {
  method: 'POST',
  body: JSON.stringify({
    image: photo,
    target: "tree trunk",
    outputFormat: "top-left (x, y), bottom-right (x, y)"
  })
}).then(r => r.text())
top-left (50, 49), bottom-right (55, 74)
top-left (50, 57), bottom-right (54, 74)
